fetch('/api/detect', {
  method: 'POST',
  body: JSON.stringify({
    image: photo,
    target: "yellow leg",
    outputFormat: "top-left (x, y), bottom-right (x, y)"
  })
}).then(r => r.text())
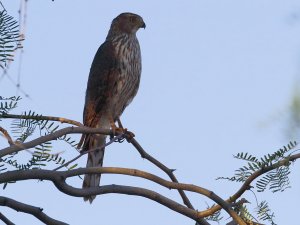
top-left (116, 118), bottom-right (124, 129)
top-left (108, 116), bottom-right (124, 135)
top-left (108, 116), bottom-right (135, 142)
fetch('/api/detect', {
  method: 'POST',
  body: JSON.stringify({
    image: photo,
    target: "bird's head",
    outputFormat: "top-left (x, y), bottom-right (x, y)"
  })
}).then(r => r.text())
top-left (110, 12), bottom-right (146, 35)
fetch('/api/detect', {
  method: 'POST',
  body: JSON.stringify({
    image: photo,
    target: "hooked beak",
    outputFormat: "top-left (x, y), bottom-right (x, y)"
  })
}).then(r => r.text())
top-left (141, 21), bottom-right (146, 29)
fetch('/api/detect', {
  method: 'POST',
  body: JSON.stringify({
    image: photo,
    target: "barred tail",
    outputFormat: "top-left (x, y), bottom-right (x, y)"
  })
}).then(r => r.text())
top-left (82, 134), bottom-right (106, 203)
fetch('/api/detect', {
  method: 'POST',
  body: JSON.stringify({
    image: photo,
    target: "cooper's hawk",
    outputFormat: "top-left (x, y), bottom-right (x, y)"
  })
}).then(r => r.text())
top-left (78, 13), bottom-right (145, 203)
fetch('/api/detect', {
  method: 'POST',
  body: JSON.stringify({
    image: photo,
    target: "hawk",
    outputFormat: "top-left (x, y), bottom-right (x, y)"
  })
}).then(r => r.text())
top-left (78, 13), bottom-right (145, 203)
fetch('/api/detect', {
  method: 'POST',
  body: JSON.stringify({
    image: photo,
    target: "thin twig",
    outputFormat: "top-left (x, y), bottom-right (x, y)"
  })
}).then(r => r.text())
top-left (1, 73), bottom-right (30, 98)
top-left (16, 0), bottom-right (28, 97)
top-left (200, 152), bottom-right (300, 217)
top-left (0, 126), bottom-right (115, 157)
top-left (0, 212), bottom-right (14, 225)
top-left (0, 113), bottom-right (82, 126)
top-left (53, 133), bottom-right (125, 171)
top-left (129, 138), bottom-right (200, 208)
top-left (0, 196), bottom-right (67, 225)
top-left (0, 1), bottom-right (6, 11)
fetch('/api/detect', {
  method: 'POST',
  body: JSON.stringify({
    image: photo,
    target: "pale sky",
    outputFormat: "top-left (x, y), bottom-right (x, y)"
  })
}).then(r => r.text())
top-left (1, 1), bottom-right (300, 225)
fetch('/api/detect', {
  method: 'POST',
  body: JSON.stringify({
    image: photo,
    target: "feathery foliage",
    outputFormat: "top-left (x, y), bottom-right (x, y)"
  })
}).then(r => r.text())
top-left (217, 142), bottom-right (297, 225)
top-left (237, 205), bottom-right (256, 224)
top-left (0, 96), bottom-right (21, 115)
top-left (9, 110), bottom-right (78, 167)
top-left (217, 141), bottom-right (297, 193)
top-left (255, 201), bottom-right (276, 225)
top-left (0, 9), bottom-right (23, 68)
top-left (0, 99), bottom-right (79, 190)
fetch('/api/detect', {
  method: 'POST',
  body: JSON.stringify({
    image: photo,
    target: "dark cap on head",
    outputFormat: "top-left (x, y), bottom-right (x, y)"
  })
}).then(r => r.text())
top-left (110, 12), bottom-right (146, 35)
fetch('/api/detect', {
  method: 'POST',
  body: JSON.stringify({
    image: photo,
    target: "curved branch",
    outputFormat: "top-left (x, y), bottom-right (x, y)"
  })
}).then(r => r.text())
top-left (0, 113), bottom-right (82, 126)
top-left (0, 167), bottom-right (246, 225)
top-left (0, 196), bottom-right (68, 225)
top-left (201, 152), bottom-right (300, 216)
top-left (129, 137), bottom-right (215, 225)
top-left (0, 126), bottom-right (116, 157)
top-left (0, 114), bottom-right (253, 224)
top-left (130, 138), bottom-right (192, 205)
top-left (53, 133), bottom-right (125, 171)
top-left (0, 117), bottom-right (205, 223)
top-left (0, 126), bottom-right (13, 146)
top-left (65, 184), bottom-right (201, 221)
top-left (0, 114), bottom-right (203, 222)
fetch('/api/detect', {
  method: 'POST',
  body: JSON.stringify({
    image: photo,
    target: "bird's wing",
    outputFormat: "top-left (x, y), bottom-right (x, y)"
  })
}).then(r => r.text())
top-left (83, 40), bottom-right (118, 127)
top-left (78, 41), bottom-right (118, 149)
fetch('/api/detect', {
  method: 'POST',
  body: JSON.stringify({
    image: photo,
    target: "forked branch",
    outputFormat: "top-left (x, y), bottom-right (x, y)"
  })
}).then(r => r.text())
top-left (200, 153), bottom-right (300, 217)
top-left (0, 196), bottom-right (67, 225)
top-left (0, 167), bottom-right (246, 225)
top-left (0, 114), bottom-right (204, 223)
top-left (0, 212), bottom-right (14, 225)
top-left (4, 114), bottom-right (293, 224)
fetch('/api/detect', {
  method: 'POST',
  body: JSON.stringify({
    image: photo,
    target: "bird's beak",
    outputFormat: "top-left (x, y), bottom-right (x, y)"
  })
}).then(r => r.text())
top-left (141, 21), bottom-right (146, 29)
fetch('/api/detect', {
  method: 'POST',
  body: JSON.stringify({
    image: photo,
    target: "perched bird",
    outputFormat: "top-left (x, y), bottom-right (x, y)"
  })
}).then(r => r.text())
top-left (78, 12), bottom-right (145, 203)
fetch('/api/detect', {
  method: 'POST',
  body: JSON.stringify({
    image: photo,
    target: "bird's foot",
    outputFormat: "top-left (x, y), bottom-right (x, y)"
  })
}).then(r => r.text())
top-left (111, 127), bottom-right (126, 143)
top-left (109, 118), bottom-right (135, 143)
top-left (124, 130), bottom-right (135, 143)
top-left (109, 126), bottom-right (135, 143)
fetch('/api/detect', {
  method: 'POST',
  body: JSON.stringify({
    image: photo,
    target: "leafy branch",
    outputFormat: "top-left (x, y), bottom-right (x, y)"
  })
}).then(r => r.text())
top-left (0, 96), bottom-right (21, 115)
top-left (0, 10), bottom-right (23, 68)
top-left (218, 141), bottom-right (297, 193)
top-left (1, 111), bottom-right (300, 225)
top-left (255, 201), bottom-right (276, 225)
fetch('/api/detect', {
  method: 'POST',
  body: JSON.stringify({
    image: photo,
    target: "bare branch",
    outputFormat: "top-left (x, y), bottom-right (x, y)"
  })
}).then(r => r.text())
top-left (129, 138), bottom-right (207, 217)
top-left (0, 167), bottom-right (246, 225)
top-left (0, 212), bottom-right (14, 225)
top-left (0, 196), bottom-right (68, 225)
top-left (0, 113), bottom-right (82, 126)
top-left (74, 184), bottom-right (201, 221)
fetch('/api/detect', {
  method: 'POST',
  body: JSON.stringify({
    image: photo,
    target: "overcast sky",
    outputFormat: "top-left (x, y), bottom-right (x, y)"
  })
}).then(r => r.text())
top-left (1, 1), bottom-right (300, 225)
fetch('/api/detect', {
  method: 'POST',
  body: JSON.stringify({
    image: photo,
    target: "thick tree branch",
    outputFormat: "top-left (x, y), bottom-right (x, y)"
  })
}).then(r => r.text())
top-left (0, 167), bottom-right (246, 225)
top-left (65, 184), bottom-right (201, 221)
top-left (0, 114), bottom-right (257, 224)
top-left (0, 115), bottom-right (204, 223)
top-left (53, 133), bottom-right (125, 171)
top-left (0, 196), bottom-right (68, 225)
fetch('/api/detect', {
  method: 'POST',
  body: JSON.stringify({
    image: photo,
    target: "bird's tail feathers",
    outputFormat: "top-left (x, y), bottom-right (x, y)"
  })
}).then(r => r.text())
top-left (82, 134), bottom-right (106, 203)
top-left (82, 119), bottom-right (110, 203)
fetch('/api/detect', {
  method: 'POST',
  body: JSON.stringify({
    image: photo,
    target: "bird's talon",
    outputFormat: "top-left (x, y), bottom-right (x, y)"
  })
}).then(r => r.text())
top-left (124, 130), bottom-right (135, 143)
top-left (110, 128), bottom-right (135, 143)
